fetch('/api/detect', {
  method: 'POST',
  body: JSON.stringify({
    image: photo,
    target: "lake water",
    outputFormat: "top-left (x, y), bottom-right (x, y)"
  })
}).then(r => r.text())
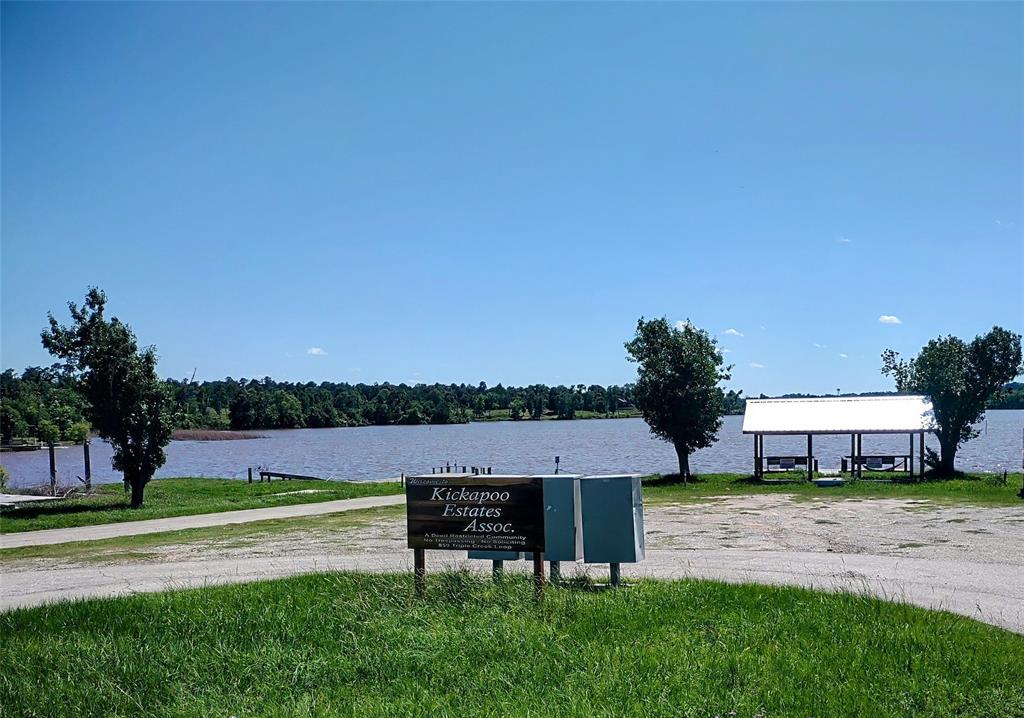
top-left (3, 410), bottom-right (1022, 489)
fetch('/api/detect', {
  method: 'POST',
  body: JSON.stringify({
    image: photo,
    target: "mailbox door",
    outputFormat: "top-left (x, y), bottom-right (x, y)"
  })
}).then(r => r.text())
top-left (581, 476), bottom-right (640, 563)
top-left (541, 476), bottom-right (583, 562)
top-left (631, 476), bottom-right (646, 560)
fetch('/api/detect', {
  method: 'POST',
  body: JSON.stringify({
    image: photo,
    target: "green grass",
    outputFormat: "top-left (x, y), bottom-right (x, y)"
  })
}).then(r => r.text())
top-left (1, 573), bottom-right (1021, 717)
top-left (643, 472), bottom-right (1024, 506)
top-left (0, 504), bottom-right (405, 563)
top-left (0, 477), bottom-right (403, 533)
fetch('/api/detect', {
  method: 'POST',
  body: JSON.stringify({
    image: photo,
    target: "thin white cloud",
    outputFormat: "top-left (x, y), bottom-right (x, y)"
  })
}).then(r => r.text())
top-left (307, 347), bottom-right (328, 356)
top-left (723, 328), bottom-right (744, 337)
top-left (836, 236), bottom-right (852, 244)
top-left (674, 320), bottom-right (693, 331)
top-left (721, 347), bottom-right (733, 354)
top-left (749, 362), bottom-right (765, 369)
top-left (839, 353), bottom-right (848, 359)
top-left (813, 343), bottom-right (826, 349)
top-left (878, 315), bottom-right (902, 325)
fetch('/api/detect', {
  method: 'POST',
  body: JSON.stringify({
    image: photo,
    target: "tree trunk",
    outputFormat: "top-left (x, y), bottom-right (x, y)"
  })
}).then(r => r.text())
top-left (129, 477), bottom-right (146, 508)
top-left (937, 435), bottom-right (958, 477)
top-left (674, 443), bottom-right (690, 484)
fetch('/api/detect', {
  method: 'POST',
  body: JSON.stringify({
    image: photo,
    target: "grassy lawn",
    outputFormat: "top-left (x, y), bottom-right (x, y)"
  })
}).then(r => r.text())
top-left (1, 573), bottom-right (1021, 718)
top-left (643, 472), bottom-right (1024, 506)
top-left (0, 477), bottom-right (403, 534)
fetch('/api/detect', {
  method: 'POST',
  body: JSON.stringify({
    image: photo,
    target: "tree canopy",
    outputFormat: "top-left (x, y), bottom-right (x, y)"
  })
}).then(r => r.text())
top-left (882, 326), bottom-right (1022, 475)
top-left (41, 288), bottom-right (174, 507)
top-left (625, 318), bottom-right (731, 481)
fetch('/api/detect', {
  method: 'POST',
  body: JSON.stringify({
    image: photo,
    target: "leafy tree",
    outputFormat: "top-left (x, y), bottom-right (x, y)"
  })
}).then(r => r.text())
top-left (625, 317), bottom-right (731, 482)
top-left (399, 404), bottom-right (427, 425)
top-left (510, 398), bottom-right (525, 421)
top-left (722, 389), bottom-right (746, 415)
top-left (37, 418), bottom-right (60, 445)
top-left (0, 399), bottom-right (29, 442)
top-left (882, 326), bottom-right (1022, 476)
top-left (67, 421), bottom-right (92, 444)
top-left (268, 390), bottom-right (304, 429)
top-left (987, 382), bottom-right (1024, 410)
top-left (41, 288), bottom-right (174, 507)
top-left (228, 388), bottom-right (260, 429)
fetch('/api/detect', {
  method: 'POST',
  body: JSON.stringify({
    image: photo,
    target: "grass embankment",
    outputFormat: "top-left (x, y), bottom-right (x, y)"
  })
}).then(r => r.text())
top-left (1, 573), bottom-right (1021, 717)
top-left (643, 472), bottom-right (1024, 506)
top-left (0, 478), bottom-right (402, 534)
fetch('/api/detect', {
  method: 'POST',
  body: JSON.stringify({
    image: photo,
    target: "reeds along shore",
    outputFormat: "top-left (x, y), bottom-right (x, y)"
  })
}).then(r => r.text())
top-left (171, 430), bottom-right (266, 441)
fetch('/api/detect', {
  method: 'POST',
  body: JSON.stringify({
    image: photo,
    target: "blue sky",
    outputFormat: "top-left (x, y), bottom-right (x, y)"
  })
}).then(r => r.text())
top-left (2, 2), bottom-right (1021, 396)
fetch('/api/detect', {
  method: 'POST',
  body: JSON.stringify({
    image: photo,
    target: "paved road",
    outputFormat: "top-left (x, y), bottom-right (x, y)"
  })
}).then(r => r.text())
top-left (2, 548), bottom-right (1021, 634)
top-left (0, 494), bottom-right (407, 549)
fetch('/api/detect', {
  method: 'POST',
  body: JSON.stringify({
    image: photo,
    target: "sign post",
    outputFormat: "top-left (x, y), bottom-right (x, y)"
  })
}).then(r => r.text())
top-left (532, 551), bottom-right (545, 600)
top-left (406, 474), bottom-right (546, 598)
top-left (414, 547), bottom-right (426, 598)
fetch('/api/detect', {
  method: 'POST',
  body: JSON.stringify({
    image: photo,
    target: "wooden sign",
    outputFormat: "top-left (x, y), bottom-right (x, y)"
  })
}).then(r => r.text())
top-left (406, 475), bottom-right (545, 553)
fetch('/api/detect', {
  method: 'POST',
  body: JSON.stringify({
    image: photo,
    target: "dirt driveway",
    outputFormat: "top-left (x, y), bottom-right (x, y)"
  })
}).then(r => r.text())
top-left (2, 495), bottom-right (1022, 633)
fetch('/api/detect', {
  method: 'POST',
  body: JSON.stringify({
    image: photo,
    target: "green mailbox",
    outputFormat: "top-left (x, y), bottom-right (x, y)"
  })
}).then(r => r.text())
top-left (538, 474), bottom-right (583, 562)
top-left (469, 474), bottom-right (583, 564)
top-left (580, 474), bottom-right (645, 568)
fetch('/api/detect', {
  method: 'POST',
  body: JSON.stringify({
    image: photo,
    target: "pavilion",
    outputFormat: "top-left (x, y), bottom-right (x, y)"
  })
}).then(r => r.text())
top-left (742, 395), bottom-right (935, 479)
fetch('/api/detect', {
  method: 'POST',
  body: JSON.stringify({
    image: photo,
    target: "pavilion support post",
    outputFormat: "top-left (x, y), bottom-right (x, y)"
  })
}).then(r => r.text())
top-left (909, 433), bottom-right (914, 478)
top-left (753, 434), bottom-right (760, 479)
top-left (759, 435), bottom-right (765, 477)
top-left (919, 431), bottom-right (926, 478)
top-left (806, 434), bottom-right (813, 482)
top-left (849, 434), bottom-right (855, 476)
top-left (856, 434), bottom-right (863, 478)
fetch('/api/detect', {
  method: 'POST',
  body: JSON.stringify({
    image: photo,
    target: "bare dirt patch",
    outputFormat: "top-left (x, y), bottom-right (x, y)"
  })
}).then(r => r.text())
top-left (644, 494), bottom-right (1023, 563)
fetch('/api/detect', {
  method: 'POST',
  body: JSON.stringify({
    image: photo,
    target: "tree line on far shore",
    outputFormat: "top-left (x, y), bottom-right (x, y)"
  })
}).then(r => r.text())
top-left (1, 370), bottom-right (747, 440)
top-left (179, 379), bottom-right (646, 430)
top-left (5, 364), bottom-right (1021, 444)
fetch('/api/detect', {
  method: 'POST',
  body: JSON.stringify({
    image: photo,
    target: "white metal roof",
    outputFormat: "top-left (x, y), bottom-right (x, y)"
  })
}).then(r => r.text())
top-left (742, 395), bottom-right (934, 435)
